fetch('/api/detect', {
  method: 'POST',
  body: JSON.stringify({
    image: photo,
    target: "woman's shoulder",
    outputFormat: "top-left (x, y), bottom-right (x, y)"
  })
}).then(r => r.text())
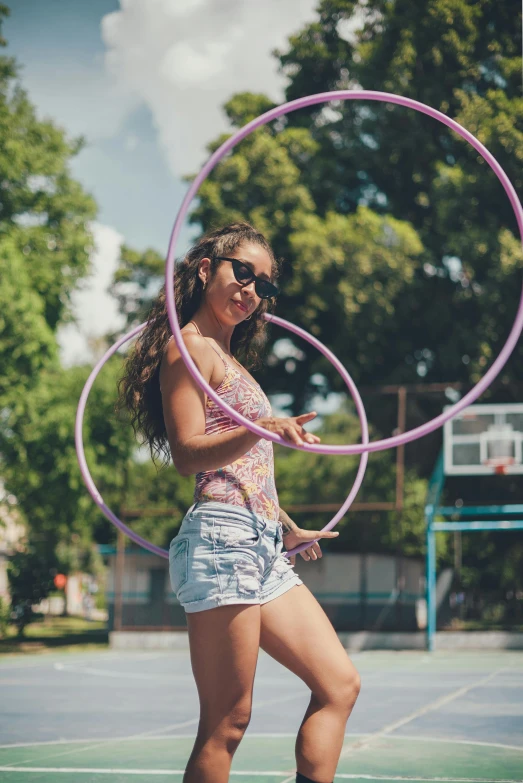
top-left (160, 329), bottom-right (216, 380)
top-left (164, 327), bottom-right (207, 355)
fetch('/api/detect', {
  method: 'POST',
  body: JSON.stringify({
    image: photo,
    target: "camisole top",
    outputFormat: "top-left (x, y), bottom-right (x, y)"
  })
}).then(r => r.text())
top-left (169, 328), bottom-right (279, 521)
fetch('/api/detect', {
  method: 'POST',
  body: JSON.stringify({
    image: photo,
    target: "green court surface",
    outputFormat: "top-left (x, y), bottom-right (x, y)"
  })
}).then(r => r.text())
top-left (0, 649), bottom-right (522, 782)
top-left (0, 735), bottom-right (522, 782)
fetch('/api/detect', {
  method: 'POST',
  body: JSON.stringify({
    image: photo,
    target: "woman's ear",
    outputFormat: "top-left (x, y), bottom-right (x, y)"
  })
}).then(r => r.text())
top-left (199, 257), bottom-right (212, 288)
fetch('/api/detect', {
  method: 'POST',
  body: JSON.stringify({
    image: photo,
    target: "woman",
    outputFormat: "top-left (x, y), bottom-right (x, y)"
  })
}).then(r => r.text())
top-left (118, 223), bottom-right (361, 783)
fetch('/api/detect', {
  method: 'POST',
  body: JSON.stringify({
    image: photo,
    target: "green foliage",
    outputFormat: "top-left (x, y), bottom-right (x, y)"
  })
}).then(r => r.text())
top-left (0, 10), bottom-right (108, 572)
top-left (0, 237), bottom-right (59, 408)
top-left (275, 0), bottom-right (523, 386)
top-left (0, 596), bottom-right (10, 638)
top-left (0, 16), bottom-right (97, 331)
top-left (109, 245), bottom-right (166, 329)
top-left (106, 4), bottom-right (522, 594)
top-left (288, 207), bottom-right (423, 378)
top-left (1, 2), bottom-right (521, 606)
top-left (0, 359), bottom-right (137, 562)
top-left (276, 403), bottom-right (427, 556)
top-left (7, 545), bottom-right (55, 636)
top-left (122, 459), bottom-right (195, 549)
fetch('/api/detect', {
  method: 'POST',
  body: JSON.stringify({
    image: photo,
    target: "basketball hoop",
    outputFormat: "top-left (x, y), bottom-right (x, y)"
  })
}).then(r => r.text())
top-left (444, 404), bottom-right (523, 476)
top-left (484, 456), bottom-right (516, 475)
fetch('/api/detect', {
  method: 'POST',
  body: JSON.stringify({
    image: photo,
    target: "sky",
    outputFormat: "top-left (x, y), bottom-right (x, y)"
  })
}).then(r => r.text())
top-left (4, 0), bottom-right (321, 367)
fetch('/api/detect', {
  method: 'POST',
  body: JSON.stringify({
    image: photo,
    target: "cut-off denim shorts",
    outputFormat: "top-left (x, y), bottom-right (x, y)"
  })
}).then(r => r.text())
top-left (168, 501), bottom-right (303, 614)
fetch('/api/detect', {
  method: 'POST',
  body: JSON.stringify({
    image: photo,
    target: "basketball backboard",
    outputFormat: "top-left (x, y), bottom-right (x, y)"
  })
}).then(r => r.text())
top-left (443, 403), bottom-right (523, 476)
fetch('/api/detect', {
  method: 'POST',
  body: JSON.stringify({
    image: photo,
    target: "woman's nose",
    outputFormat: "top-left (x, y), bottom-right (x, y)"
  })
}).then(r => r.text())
top-left (242, 279), bottom-right (257, 297)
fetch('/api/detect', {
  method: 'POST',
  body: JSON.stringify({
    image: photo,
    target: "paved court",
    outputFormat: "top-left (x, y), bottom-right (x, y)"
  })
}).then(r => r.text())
top-left (1, 648), bottom-right (522, 781)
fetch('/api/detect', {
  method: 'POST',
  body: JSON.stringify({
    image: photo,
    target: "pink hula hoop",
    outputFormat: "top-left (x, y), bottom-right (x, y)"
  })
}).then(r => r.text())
top-left (165, 90), bottom-right (523, 455)
top-left (77, 89), bottom-right (523, 559)
top-left (75, 316), bottom-right (369, 558)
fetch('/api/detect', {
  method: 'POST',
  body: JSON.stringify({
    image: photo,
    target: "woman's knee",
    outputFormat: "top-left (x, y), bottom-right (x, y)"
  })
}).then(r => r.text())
top-left (199, 699), bottom-right (252, 749)
top-left (227, 701), bottom-right (252, 734)
top-left (314, 666), bottom-right (361, 712)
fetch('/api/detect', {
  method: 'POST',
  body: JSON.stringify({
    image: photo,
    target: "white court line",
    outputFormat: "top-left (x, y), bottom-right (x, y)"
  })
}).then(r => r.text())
top-left (0, 733), bottom-right (310, 751)
top-left (340, 668), bottom-right (506, 759)
top-left (53, 662), bottom-right (169, 680)
top-left (134, 690), bottom-right (308, 740)
top-left (0, 690), bottom-right (306, 769)
top-left (278, 667), bottom-right (508, 783)
top-left (0, 718), bottom-right (200, 770)
top-left (387, 733), bottom-right (523, 753)
top-left (0, 767), bottom-right (521, 781)
top-left (51, 662), bottom-right (304, 685)
top-left (1, 731), bottom-right (522, 754)
top-left (0, 651), bottom-right (166, 672)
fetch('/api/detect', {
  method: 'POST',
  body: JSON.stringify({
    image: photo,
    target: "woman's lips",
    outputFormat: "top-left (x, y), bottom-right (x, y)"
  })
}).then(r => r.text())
top-left (233, 300), bottom-right (248, 313)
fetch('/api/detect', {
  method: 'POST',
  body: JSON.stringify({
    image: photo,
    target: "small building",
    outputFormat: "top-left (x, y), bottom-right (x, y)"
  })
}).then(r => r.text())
top-left (100, 543), bottom-right (425, 633)
top-left (0, 484), bottom-right (26, 607)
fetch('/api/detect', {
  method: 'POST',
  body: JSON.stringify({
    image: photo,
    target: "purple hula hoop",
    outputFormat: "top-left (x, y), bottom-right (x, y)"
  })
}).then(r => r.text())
top-left (77, 89), bottom-right (523, 560)
top-left (165, 90), bottom-right (523, 456)
top-left (75, 316), bottom-right (369, 559)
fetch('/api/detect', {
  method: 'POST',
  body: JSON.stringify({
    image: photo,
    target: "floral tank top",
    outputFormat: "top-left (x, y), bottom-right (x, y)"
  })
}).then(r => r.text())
top-left (191, 335), bottom-right (279, 521)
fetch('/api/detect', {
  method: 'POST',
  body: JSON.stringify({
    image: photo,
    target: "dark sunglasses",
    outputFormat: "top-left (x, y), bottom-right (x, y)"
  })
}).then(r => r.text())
top-left (214, 256), bottom-right (279, 299)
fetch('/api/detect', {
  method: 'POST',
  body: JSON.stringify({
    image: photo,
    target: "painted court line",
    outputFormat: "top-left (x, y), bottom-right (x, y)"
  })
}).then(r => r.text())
top-left (390, 733), bottom-right (523, 753)
top-left (0, 768), bottom-right (521, 781)
top-left (277, 669), bottom-right (511, 783)
top-left (0, 652), bottom-right (166, 675)
top-left (339, 667), bottom-right (506, 759)
top-left (132, 690), bottom-right (308, 740)
top-left (1, 732), bottom-right (522, 754)
top-left (51, 662), bottom-right (316, 684)
top-left (53, 662), bottom-right (170, 681)
top-left (0, 691), bottom-right (306, 769)
top-left (0, 733), bottom-right (353, 750)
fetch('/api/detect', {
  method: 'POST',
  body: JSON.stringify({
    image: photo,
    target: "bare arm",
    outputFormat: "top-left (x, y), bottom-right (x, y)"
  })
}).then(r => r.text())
top-left (278, 507), bottom-right (299, 539)
top-left (159, 333), bottom-right (262, 476)
top-left (159, 332), bottom-right (322, 476)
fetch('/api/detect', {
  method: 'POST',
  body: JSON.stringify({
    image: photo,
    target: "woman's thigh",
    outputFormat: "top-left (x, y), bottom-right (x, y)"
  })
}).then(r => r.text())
top-left (187, 603), bottom-right (261, 727)
top-left (259, 584), bottom-right (359, 701)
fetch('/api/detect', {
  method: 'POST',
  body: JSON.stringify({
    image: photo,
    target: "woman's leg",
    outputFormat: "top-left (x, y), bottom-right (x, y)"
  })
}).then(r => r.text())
top-left (260, 584), bottom-right (361, 783)
top-left (184, 603), bottom-right (261, 783)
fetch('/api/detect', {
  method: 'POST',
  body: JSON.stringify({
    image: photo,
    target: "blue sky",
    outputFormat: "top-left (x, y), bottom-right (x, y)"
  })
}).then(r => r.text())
top-left (4, 0), bottom-right (322, 365)
top-left (5, 0), bottom-right (187, 255)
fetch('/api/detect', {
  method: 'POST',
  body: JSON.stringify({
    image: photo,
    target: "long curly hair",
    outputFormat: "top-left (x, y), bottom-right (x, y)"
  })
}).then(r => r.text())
top-left (116, 222), bottom-right (281, 467)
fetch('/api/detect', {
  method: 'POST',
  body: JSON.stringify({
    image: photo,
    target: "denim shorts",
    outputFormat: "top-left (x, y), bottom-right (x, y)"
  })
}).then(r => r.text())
top-left (168, 501), bottom-right (303, 614)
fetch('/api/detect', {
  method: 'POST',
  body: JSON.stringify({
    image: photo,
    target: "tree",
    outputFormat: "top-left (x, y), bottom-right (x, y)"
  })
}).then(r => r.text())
top-left (111, 91), bottom-right (425, 413)
top-left (0, 5), bottom-right (109, 571)
top-left (7, 546), bottom-right (55, 636)
top-left (276, 402), bottom-right (428, 555)
top-left (107, 1), bottom-right (522, 595)
top-left (111, 2), bottom-right (522, 414)
top-left (0, 359), bottom-right (138, 563)
top-left (0, 6), bottom-right (97, 334)
top-left (276, 0), bottom-right (523, 386)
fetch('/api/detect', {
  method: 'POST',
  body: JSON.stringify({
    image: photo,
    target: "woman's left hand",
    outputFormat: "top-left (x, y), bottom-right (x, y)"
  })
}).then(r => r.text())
top-left (283, 527), bottom-right (339, 566)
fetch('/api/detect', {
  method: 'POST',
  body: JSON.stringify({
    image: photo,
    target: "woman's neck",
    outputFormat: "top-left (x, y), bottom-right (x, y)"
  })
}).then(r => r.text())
top-left (188, 313), bottom-right (234, 355)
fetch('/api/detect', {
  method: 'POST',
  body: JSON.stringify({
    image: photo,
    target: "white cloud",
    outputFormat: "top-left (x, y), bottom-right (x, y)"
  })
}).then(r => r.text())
top-left (101, 0), bottom-right (318, 175)
top-left (57, 222), bottom-right (126, 367)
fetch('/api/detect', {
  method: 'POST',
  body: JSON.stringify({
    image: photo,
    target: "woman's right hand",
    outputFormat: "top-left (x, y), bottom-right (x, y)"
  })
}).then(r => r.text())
top-left (256, 411), bottom-right (321, 446)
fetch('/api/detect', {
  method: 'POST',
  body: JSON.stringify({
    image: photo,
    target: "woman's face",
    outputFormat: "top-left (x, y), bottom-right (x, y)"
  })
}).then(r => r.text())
top-left (200, 241), bottom-right (274, 325)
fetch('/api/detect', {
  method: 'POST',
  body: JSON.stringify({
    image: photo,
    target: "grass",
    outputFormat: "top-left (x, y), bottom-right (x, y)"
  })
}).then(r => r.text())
top-left (0, 614), bottom-right (109, 656)
top-left (444, 616), bottom-right (523, 632)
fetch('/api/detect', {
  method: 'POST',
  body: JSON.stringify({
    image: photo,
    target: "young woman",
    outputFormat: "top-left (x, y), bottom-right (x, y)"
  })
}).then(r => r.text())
top-left (118, 223), bottom-right (361, 783)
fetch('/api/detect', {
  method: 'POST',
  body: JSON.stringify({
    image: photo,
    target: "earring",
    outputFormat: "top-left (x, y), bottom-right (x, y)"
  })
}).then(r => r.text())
top-left (244, 314), bottom-right (253, 321)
